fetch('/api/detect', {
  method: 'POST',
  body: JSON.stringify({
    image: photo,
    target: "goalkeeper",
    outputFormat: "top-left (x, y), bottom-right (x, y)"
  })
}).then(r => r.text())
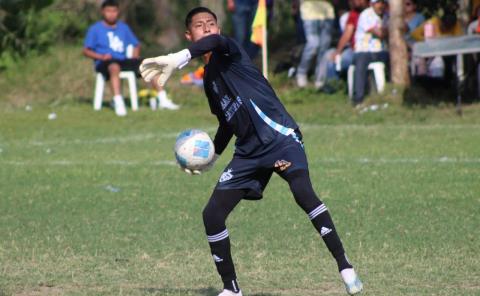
top-left (139, 6), bottom-right (363, 296)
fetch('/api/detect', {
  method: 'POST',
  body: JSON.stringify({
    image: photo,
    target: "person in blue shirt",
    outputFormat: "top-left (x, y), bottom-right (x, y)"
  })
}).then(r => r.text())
top-left (139, 7), bottom-right (363, 296)
top-left (83, 0), bottom-right (179, 116)
top-left (404, 0), bottom-right (425, 47)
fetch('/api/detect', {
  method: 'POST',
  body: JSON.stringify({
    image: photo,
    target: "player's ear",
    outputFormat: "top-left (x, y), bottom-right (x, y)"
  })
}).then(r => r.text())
top-left (185, 30), bottom-right (193, 42)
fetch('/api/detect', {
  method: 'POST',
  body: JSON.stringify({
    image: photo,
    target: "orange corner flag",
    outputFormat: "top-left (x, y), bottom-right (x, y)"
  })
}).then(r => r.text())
top-left (250, 0), bottom-right (266, 47)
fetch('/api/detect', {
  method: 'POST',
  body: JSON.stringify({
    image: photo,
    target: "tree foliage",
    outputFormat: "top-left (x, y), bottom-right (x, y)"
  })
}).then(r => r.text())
top-left (0, 0), bottom-right (95, 68)
top-left (0, 0), bottom-right (472, 69)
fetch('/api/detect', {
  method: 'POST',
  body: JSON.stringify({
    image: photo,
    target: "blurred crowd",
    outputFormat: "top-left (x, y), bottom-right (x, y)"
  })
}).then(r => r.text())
top-left (84, 0), bottom-right (480, 116)
top-left (286, 0), bottom-right (480, 106)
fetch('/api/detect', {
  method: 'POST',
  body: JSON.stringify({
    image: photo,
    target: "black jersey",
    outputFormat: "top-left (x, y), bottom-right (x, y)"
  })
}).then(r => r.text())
top-left (188, 34), bottom-right (299, 157)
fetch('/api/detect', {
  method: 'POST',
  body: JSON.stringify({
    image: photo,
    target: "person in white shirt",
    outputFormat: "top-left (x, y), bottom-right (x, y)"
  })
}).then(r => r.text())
top-left (352, 0), bottom-right (389, 106)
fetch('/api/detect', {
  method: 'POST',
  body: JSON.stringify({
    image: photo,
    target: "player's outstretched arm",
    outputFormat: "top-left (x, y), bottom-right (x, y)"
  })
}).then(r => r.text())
top-left (139, 35), bottom-right (232, 87)
top-left (139, 49), bottom-right (191, 86)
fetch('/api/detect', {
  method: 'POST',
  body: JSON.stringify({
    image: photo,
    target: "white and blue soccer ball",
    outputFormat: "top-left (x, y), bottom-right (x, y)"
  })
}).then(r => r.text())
top-left (174, 129), bottom-right (215, 171)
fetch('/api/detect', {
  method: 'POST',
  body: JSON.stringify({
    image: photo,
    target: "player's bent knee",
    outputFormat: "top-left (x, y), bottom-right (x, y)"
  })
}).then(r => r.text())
top-left (202, 189), bottom-right (245, 234)
top-left (202, 200), bottom-right (226, 231)
top-left (284, 169), bottom-right (323, 213)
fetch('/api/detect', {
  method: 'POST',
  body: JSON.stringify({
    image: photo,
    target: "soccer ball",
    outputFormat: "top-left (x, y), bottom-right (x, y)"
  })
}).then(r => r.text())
top-left (174, 129), bottom-right (215, 171)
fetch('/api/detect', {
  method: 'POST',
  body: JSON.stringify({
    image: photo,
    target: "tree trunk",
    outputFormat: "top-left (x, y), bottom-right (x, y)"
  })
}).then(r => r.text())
top-left (388, 0), bottom-right (410, 86)
top-left (152, 0), bottom-right (182, 50)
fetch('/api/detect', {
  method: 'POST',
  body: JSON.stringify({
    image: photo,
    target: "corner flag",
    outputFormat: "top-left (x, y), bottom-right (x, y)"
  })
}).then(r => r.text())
top-left (250, 0), bottom-right (268, 78)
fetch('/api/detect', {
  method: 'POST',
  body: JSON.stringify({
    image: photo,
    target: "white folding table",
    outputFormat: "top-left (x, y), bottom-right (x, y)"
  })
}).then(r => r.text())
top-left (412, 35), bottom-right (480, 114)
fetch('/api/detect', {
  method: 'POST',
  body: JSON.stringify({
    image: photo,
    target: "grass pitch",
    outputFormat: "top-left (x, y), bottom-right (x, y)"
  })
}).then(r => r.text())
top-left (0, 94), bottom-right (479, 295)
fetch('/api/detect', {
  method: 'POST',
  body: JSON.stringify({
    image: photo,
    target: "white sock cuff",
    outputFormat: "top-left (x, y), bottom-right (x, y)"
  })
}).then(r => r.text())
top-left (207, 229), bottom-right (229, 242)
top-left (308, 204), bottom-right (328, 220)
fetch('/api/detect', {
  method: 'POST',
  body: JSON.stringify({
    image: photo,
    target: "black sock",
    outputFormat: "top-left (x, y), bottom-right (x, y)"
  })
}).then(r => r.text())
top-left (207, 231), bottom-right (240, 292)
top-left (223, 278), bottom-right (240, 293)
top-left (309, 205), bottom-right (353, 271)
top-left (283, 170), bottom-right (353, 272)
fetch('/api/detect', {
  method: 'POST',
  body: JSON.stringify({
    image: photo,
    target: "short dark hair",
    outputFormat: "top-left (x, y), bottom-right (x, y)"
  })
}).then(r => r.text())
top-left (101, 0), bottom-right (119, 9)
top-left (185, 7), bottom-right (217, 28)
top-left (441, 11), bottom-right (457, 30)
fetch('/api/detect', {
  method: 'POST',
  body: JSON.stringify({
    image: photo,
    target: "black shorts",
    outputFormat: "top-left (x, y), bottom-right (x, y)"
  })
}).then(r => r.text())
top-left (95, 58), bottom-right (143, 80)
top-left (214, 135), bottom-right (308, 200)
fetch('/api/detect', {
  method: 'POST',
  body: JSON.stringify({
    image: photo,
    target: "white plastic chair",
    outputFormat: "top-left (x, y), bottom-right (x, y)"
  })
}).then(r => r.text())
top-left (347, 62), bottom-right (386, 99)
top-left (93, 71), bottom-right (139, 111)
top-left (93, 45), bottom-right (139, 111)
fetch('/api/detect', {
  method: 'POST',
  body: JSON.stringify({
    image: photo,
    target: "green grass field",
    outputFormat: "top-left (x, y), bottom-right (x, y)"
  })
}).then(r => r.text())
top-left (1, 70), bottom-right (480, 295)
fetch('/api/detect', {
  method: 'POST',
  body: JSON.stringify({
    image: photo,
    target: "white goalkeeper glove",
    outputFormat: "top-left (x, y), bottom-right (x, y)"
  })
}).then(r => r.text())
top-left (139, 49), bottom-right (191, 87)
top-left (183, 154), bottom-right (220, 176)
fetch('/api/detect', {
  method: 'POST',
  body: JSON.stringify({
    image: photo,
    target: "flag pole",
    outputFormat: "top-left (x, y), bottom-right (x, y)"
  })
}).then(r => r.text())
top-left (251, 0), bottom-right (267, 78)
top-left (262, 19), bottom-right (268, 79)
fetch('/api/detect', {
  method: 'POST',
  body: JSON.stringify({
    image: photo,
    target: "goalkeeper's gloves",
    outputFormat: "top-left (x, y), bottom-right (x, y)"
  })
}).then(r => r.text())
top-left (183, 154), bottom-right (220, 176)
top-left (139, 49), bottom-right (191, 87)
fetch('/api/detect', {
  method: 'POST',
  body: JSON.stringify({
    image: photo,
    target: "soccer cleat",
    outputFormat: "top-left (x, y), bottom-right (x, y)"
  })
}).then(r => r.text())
top-left (113, 96), bottom-right (127, 116)
top-left (341, 268), bottom-right (363, 295)
top-left (217, 289), bottom-right (242, 296)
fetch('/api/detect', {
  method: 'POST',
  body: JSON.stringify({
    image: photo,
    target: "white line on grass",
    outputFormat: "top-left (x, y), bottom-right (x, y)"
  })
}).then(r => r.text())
top-left (1, 160), bottom-right (178, 166)
top-left (2, 157), bottom-right (479, 167)
top-left (17, 127), bottom-right (219, 147)
top-left (311, 157), bottom-right (480, 164)
top-left (4, 124), bottom-right (480, 148)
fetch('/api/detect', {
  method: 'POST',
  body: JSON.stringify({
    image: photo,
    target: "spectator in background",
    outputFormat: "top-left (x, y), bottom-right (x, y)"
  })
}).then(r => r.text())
top-left (294, 0), bottom-right (335, 89)
top-left (352, 0), bottom-right (389, 106)
top-left (410, 9), bottom-right (464, 78)
top-left (467, 6), bottom-right (480, 99)
top-left (404, 0), bottom-right (424, 46)
top-left (467, 5), bottom-right (480, 35)
top-left (314, 0), bottom-right (369, 93)
top-left (410, 10), bottom-right (463, 42)
top-left (472, 0), bottom-right (480, 21)
top-left (292, 0), bottom-right (306, 45)
top-left (83, 0), bottom-right (179, 116)
top-left (338, 0), bottom-right (354, 33)
top-left (227, 0), bottom-right (257, 59)
top-left (227, 0), bottom-right (274, 59)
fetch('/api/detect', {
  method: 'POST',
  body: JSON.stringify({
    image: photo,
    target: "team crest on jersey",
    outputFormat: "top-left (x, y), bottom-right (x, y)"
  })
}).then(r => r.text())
top-left (219, 169), bottom-right (233, 183)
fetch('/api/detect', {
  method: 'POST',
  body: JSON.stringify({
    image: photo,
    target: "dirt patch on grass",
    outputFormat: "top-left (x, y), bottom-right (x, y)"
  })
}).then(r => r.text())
top-left (14, 284), bottom-right (75, 296)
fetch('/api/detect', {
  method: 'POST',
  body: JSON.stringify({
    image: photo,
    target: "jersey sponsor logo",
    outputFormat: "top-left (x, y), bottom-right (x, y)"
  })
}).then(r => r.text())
top-left (219, 168), bottom-right (233, 183)
top-left (224, 96), bottom-right (243, 122)
top-left (107, 31), bottom-right (124, 53)
top-left (320, 226), bottom-right (332, 237)
top-left (212, 254), bottom-right (224, 263)
top-left (220, 95), bottom-right (230, 110)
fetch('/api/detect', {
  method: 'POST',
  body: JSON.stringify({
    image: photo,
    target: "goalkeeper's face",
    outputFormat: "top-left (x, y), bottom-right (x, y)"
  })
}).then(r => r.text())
top-left (185, 12), bottom-right (220, 43)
